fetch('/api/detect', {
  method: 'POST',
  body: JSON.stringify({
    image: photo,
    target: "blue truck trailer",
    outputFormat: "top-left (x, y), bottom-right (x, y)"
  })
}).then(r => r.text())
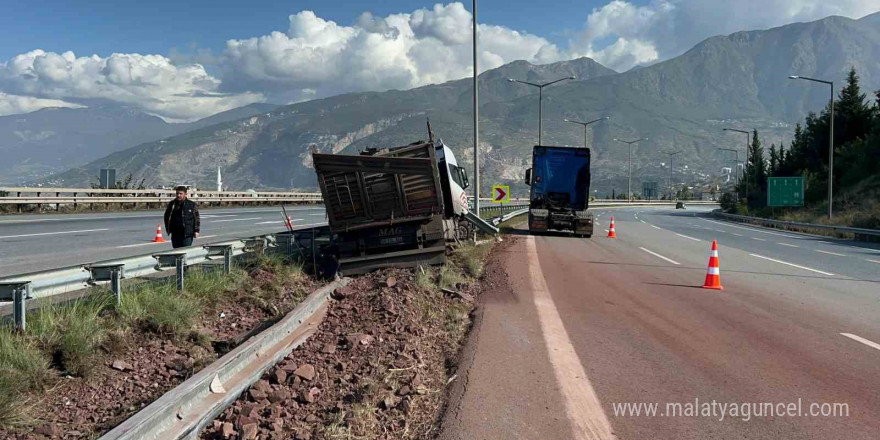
top-left (524, 145), bottom-right (594, 237)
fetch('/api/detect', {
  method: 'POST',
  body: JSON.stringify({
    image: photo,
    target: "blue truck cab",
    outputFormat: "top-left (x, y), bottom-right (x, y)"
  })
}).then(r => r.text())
top-left (524, 145), bottom-right (594, 237)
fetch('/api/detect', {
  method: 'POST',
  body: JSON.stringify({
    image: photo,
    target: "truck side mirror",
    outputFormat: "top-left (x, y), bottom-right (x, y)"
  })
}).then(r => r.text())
top-left (460, 167), bottom-right (469, 189)
top-left (525, 168), bottom-right (532, 186)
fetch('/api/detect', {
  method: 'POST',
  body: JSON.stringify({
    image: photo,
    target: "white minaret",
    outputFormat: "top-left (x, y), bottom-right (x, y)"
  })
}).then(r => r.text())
top-left (217, 167), bottom-right (223, 192)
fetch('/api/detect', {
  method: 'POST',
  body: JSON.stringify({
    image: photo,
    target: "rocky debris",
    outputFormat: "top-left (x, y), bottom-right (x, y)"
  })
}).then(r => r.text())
top-left (33, 423), bottom-right (61, 437)
top-left (110, 360), bottom-right (133, 372)
top-left (293, 364), bottom-right (316, 381)
top-left (200, 263), bottom-right (492, 440)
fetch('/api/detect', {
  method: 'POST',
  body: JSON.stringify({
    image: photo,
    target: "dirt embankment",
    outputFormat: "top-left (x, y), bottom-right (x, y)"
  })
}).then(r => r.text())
top-left (1, 259), bottom-right (317, 440)
top-left (199, 243), bottom-right (507, 440)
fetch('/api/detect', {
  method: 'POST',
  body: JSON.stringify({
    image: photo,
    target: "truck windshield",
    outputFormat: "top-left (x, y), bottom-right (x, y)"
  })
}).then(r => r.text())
top-left (532, 147), bottom-right (590, 209)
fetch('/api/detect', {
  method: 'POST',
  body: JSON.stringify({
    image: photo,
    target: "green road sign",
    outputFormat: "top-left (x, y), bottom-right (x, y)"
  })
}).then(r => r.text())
top-left (767, 177), bottom-right (804, 207)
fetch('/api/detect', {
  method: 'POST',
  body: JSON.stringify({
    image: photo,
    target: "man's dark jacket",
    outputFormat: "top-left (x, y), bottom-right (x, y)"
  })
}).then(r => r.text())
top-left (164, 199), bottom-right (200, 237)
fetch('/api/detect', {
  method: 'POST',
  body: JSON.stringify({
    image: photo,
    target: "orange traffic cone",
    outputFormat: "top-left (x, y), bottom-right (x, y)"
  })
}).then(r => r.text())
top-left (153, 224), bottom-right (166, 243)
top-left (702, 239), bottom-right (723, 290)
top-left (607, 216), bottom-right (617, 238)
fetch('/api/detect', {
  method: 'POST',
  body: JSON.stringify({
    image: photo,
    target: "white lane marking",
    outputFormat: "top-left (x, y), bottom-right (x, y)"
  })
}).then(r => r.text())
top-left (731, 232), bottom-right (743, 237)
top-left (254, 219), bottom-right (303, 225)
top-left (196, 235), bottom-right (217, 239)
top-left (867, 259), bottom-right (880, 264)
top-left (751, 237), bottom-right (766, 242)
top-left (778, 243), bottom-right (800, 248)
top-left (639, 247), bottom-right (680, 265)
top-left (199, 214), bottom-right (237, 219)
top-left (309, 213), bottom-right (326, 216)
top-left (702, 218), bottom-right (801, 238)
top-left (639, 220), bottom-right (646, 224)
top-left (650, 225), bottom-right (662, 230)
top-left (749, 254), bottom-right (835, 276)
top-left (816, 249), bottom-right (846, 257)
top-left (526, 237), bottom-right (616, 439)
top-left (0, 228), bottom-right (109, 239)
top-left (675, 233), bottom-right (701, 242)
top-left (209, 217), bottom-right (261, 223)
top-left (604, 229), bottom-right (609, 233)
top-left (840, 333), bottom-right (880, 352)
top-left (117, 242), bottom-right (163, 249)
top-left (816, 241), bottom-right (831, 244)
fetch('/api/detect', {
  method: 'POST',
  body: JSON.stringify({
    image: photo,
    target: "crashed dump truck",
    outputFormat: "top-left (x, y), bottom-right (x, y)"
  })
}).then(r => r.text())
top-left (312, 135), bottom-right (495, 275)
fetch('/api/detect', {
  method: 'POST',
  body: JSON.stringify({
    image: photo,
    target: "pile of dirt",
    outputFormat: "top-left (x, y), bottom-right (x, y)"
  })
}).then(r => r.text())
top-left (1, 265), bottom-right (317, 440)
top-left (200, 266), bottom-right (486, 440)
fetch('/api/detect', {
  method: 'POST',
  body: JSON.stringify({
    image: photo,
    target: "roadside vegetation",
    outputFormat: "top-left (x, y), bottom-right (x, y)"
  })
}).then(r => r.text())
top-left (0, 255), bottom-right (309, 428)
top-left (721, 67), bottom-right (880, 231)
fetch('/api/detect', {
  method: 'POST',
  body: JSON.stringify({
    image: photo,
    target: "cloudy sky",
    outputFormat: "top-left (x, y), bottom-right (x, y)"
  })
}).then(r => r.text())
top-left (1, 0), bottom-right (877, 121)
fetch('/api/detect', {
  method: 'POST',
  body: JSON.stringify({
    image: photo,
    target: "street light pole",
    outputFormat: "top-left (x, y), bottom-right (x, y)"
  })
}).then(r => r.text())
top-left (718, 147), bottom-right (739, 200)
top-left (508, 76), bottom-right (576, 146)
top-left (613, 138), bottom-right (647, 202)
top-left (664, 150), bottom-right (682, 199)
top-left (723, 128), bottom-right (751, 202)
top-left (789, 75), bottom-right (834, 220)
top-left (472, 0), bottom-right (479, 215)
top-left (563, 117), bottom-right (609, 148)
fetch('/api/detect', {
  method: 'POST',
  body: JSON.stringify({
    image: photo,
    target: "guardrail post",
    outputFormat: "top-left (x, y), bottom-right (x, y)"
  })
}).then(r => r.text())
top-left (0, 282), bottom-right (31, 332)
top-left (87, 263), bottom-right (125, 305)
top-left (175, 256), bottom-right (185, 291)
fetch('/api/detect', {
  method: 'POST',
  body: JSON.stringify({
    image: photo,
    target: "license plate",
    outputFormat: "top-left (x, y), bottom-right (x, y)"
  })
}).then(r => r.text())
top-left (379, 236), bottom-right (404, 245)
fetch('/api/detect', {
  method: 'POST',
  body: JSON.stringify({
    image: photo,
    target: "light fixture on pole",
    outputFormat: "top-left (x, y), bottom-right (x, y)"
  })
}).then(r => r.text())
top-left (612, 138), bottom-right (647, 202)
top-left (563, 117), bottom-right (608, 148)
top-left (789, 75), bottom-right (834, 219)
top-left (717, 147), bottom-right (740, 200)
top-left (508, 76), bottom-right (576, 146)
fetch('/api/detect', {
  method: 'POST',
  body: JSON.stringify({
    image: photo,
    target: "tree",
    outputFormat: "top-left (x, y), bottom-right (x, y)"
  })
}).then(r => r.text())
top-left (737, 129), bottom-right (768, 208)
top-left (836, 67), bottom-right (873, 146)
top-left (768, 143), bottom-right (778, 176)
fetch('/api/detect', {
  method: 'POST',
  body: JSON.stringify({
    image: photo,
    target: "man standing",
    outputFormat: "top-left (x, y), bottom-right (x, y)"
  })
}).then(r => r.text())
top-left (164, 185), bottom-right (200, 248)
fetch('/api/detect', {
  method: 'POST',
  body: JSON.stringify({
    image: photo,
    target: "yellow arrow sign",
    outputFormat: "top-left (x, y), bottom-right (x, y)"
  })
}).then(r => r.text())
top-left (492, 185), bottom-right (510, 203)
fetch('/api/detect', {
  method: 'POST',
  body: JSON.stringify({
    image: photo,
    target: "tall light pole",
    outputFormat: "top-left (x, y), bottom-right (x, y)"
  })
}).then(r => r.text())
top-left (723, 128), bottom-right (751, 202)
top-left (789, 75), bottom-right (834, 220)
top-left (563, 117), bottom-right (608, 148)
top-left (718, 148), bottom-right (739, 200)
top-left (612, 138), bottom-right (647, 202)
top-left (508, 76), bottom-right (576, 146)
top-left (472, 0), bottom-right (480, 215)
top-left (664, 150), bottom-right (681, 199)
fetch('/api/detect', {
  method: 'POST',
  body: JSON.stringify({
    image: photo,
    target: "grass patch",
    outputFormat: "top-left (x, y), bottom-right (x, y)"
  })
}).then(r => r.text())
top-left (116, 281), bottom-right (201, 337)
top-left (0, 329), bottom-right (51, 427)
top-left (450, 243), bottom-right (492, 278)
top-left (28, 294), bottom-right (113, 377)
top-left (415, 266), bottom-right (435, 291)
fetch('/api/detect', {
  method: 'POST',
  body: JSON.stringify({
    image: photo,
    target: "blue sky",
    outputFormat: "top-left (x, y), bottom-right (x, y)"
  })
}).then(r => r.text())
top-left (0, 0), bottom-right (619, 60)
top-left (1, 1), bottom-right (876, 120)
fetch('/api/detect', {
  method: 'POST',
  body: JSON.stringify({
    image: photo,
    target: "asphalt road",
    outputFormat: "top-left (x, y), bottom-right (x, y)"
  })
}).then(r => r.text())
top-left (442, 206), bottom-right (880, 439)
top-left (0, 205), bottom-right (327, 277)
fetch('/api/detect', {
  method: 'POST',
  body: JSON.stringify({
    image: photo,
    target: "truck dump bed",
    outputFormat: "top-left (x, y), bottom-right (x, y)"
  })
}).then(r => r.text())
top-left (312, 142), bottom-right (445, 232)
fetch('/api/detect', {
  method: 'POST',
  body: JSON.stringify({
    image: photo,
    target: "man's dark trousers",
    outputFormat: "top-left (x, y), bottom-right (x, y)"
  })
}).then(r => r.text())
top-left (171, 235), bottom-right (193, 248)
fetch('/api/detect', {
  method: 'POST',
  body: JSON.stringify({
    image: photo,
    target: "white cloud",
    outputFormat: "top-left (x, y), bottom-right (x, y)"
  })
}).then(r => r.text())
top-left (219, 3), bottom-right (563, 102)
top-left (0, 49), bottom-right (263, 121)
top-left (0, 92), bottom-right (84, 116)
top-left (1, 1), bottom-right (877, 117)
top-left (572, 0), bottom-right (879, 71)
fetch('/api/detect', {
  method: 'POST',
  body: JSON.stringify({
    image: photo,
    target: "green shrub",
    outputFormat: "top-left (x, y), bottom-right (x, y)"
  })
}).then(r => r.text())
top-left (117, 282), bottom-right (200, 336)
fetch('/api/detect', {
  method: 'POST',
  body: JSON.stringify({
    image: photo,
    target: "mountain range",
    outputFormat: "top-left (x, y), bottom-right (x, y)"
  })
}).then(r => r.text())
top-left (0, 102), bottom-right (278, 184)
top-left (34, 12), bottom-right (880, 197)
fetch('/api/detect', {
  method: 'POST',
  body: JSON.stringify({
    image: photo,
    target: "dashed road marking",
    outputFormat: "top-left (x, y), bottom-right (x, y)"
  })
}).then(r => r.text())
top-left (702, 218), bottom-right (801, 238)
top-left (117, 242), bottom-right (163, 249)
top-left (526, 237), bottom-right (616, 439)
top-left (675, 233), bottom-right (701, 242)
top-left (751, 237), bottom-right (766, 241)
top-left (0, 228), bottom-right (109, 240)
top-left (816, 250), bottom-right (846, 257)
top-left (209, 217), bottom-right (262, 223)
top-left (778, 243), bottom-right (799, 248)
top-left (840, 333), bottom-right (880, 352)
top-left (639, 220), bottom-right (646, 224)
top-left (749, 254), bottom-right (835, 276)
top-left (867, 259), bottom-right (880, 264)
top-left (650, 225), bottom-right (662, 230)
top-left (731, 233), bottom-right (743, 237)
top-left (639, 247), bottom-right (680, 265)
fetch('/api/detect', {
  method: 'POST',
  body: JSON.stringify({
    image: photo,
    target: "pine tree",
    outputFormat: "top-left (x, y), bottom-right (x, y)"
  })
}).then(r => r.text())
top-left (836, 67), bottom-right (872, 145)
top-left (747, 129), bottom-right (768, 207)
top-left (768, 143), bottom-right (778, 176)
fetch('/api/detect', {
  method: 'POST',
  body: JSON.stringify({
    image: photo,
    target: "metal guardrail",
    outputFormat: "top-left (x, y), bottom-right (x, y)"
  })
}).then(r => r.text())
top-left (713, 211), bottom-right (880, 238)
top-left (0, 223), bottom-right (328, 330)
top-left (0, 186), bottom-right (322, 209)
